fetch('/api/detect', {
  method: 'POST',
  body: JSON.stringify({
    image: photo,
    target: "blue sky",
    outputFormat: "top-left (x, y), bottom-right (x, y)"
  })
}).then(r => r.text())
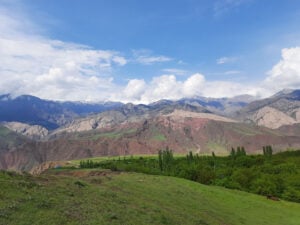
top-left (1, 0), bottom-right (300, 102)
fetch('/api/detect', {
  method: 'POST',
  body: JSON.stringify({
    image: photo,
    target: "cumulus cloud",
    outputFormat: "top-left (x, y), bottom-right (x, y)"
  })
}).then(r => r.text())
top-left (117, 75), bottom-right (182, 103)
top-left (123, 79), bottom-right (146, 101)
top-left (264, 47), bottom-right (300, 91)
top-left (182, 74), bottom-right (205, 96)
top-left (118, 73), bottom-right (262, 104)
top-left (1, 1), bottom-right (299, 104)
top-left (0, 2), bottom-right (126, 101)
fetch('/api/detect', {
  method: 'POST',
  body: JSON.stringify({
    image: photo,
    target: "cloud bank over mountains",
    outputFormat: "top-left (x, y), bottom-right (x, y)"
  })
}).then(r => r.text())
top-left (265, 47), bottom-right (300, 91)
top-left (0, 1), bottom-right (299, 103)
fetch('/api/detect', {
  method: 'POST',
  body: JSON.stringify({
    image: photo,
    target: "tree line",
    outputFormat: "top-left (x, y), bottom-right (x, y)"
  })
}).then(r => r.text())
top-left (79, 146), bottom-right (300, 203)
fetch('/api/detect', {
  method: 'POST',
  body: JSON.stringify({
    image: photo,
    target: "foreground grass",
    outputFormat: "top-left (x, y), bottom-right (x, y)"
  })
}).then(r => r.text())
top-left (0, 169), bottom-right (299, 225)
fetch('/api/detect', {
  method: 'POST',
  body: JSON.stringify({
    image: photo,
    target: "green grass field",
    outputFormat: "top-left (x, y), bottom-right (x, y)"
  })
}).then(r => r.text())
top-left (0, 169), bottom-right (299, 225)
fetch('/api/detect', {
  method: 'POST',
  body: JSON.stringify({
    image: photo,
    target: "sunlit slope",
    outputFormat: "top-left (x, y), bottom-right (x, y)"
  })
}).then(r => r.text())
top-left (1, 170), bottom-right (299, 225)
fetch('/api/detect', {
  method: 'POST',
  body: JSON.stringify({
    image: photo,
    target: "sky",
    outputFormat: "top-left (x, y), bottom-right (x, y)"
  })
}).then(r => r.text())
top-left (1, 0), bottom-right (300, 103)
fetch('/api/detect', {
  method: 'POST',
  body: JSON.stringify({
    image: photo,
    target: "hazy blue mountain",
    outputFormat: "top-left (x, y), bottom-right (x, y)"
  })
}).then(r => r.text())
top-left (0, 94), bottom-right (123, 129)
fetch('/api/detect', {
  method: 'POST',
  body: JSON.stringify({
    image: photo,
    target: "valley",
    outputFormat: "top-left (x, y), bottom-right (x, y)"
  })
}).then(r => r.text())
top-left (1, 2), bottom-right (300, 224)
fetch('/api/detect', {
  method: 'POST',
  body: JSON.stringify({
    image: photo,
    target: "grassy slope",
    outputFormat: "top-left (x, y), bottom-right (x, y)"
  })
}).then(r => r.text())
top-left (1, 170), bottom-right (300, 225)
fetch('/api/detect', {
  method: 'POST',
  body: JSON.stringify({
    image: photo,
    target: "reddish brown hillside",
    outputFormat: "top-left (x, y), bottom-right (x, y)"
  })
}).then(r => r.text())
top-left (1, 110), bottom-right (300, 171)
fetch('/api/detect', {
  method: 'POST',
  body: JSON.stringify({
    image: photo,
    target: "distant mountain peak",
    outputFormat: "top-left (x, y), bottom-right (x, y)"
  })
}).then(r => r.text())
top-left (0, 94), bottom-right (11, 101)
top-left (272, 89), bottom-right (296, 97)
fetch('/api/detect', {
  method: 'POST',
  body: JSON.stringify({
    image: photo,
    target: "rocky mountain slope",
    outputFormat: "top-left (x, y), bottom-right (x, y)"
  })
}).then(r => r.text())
top-left (243, 106), bottom-right (298, 129)
top-left (236, 89), bottom-right (300, 128)
top-left (0, 125), bottom-right (33, 170)
top-left (1, 109), bottom-right (300, 171)
top-left (0, 93), bottom-right (255, 130)
top-left (49, 102), bottom-right (212, 136)
top-left (1, 89), bottom-right (300, 171)
top-left (176, 94), bottom-right (257, 116)
top-left (0, 125), bottom-right (31, 153)
top-left (1, 90), bottom-right (300, 132)
top-left (2, 122), bottom-right (49, 140)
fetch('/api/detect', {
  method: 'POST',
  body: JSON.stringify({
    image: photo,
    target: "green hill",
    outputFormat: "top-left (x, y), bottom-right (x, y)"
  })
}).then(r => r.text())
top-left (1, 169), bottom-right (299, 225)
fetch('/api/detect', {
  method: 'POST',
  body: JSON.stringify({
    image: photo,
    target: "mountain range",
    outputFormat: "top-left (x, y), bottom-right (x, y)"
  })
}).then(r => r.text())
top-left (1, 89), bottom-right (300, 171)
top-left (0, 94), bottom-right (123, 130)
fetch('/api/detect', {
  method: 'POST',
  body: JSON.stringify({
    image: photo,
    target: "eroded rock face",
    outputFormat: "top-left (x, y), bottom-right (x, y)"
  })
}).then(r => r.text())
top-left (236, 90), bottom-right (300, 129)
top-left (1, 90), bottom-right (300, 172)
top-left (3, 122), bottom-right (48, 140)
top-left (164, 109), bottom-right (237, 123)
top-left (51, 111), bottom-right (129, 135)
top-left (30, 161), bottom-right (73, 175)
top-left (2, 109), bottom-right (300, 172)
top-left (251, 107), bottom-right (298, 129)
top-left (293, 108), bottom-right (300, 121)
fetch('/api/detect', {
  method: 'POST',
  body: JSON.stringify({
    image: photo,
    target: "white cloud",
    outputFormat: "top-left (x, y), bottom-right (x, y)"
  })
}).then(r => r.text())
top-left (142, 75), bottom-right (182, 101)
top-left (118, 73), bottom-right (263, 104)
top-left (200, 81), bottom-right (261, 98)
top-left (182, 73), bottom-right (205, 97)
top-left (112, 55), bottom-right (127, 66)
top-left (0, 2), bottom-right (126, 101)
top-left (137, 56), bottom-right (171, 65)
top-left (123, 79), bottom-right (146, 100)
top-left (132, 49), bottom-right (172, 65)
top-left (264, 47), bottom-right (300, 92)
top-left (1, 1), bottom-right (300, 104)
top-left (217, 56), bottom-right (238, 64)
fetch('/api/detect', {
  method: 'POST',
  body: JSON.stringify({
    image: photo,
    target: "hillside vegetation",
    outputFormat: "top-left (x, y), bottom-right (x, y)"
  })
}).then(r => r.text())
top-left (1, 170), bottom-right (300, 225)
top-left (80, 149), bottom-right (300, 203)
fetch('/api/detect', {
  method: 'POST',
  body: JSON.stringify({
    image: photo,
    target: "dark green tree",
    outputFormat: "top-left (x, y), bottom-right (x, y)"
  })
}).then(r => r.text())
top-left (158, 150), bottom-right (163, 171)
top-left (263, 145), bottom-right (273, 158)
top-left (230, 147), bottom-right (236, 159)
top-left (187, 151), bottom-right (194, 163)
top-left (241, 146), bottom-right (246, 156)
top-left (158, 147), bottom-right (174, 171)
